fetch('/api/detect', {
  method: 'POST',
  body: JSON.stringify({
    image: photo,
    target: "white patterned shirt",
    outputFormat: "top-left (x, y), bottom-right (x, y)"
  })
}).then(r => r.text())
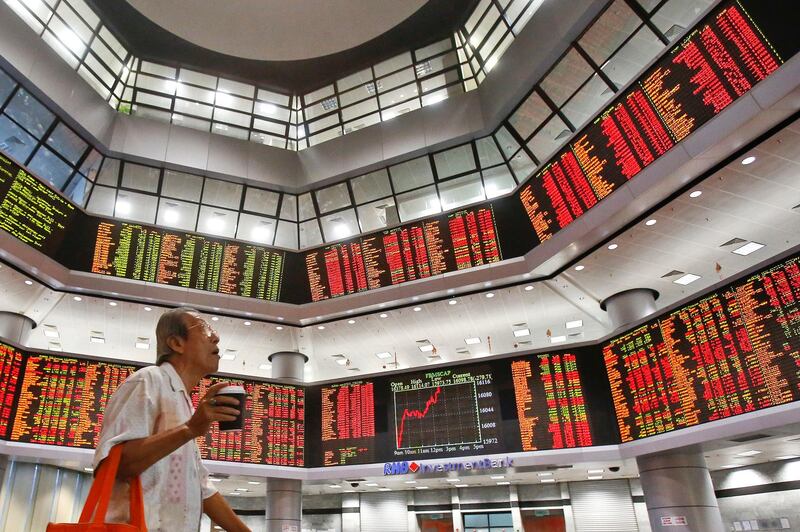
top-left (94, 362), bottom-right (217, 532)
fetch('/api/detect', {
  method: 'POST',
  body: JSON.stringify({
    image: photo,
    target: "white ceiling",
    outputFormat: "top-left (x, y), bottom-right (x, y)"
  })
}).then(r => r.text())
top-left (126, 0), bottom-right (428, 61)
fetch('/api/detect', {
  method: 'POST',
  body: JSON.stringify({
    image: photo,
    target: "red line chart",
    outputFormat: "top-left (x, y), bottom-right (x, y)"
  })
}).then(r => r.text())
top-left (396, 386), bottom-right (441, 447)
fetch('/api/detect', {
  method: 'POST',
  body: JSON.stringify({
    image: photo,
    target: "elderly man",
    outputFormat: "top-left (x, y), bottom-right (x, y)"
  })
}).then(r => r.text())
top-left (94, 307), bottom-right (251, 532)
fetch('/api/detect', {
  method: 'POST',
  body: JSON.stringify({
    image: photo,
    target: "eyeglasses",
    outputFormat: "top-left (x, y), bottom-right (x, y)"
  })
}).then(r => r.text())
top-left (186, 319), bottom-right (217, 339)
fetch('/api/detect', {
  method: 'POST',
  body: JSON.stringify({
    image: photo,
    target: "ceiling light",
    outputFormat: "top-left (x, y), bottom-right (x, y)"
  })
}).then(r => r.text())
top-left (720, 464), bottom-right (739, 469)
top-left (365, 482), bottom-right (379, 487)
top-left (89, 335), bottom-right (105, 344)
top-left (24, 280), bottom-right (33, 285)
top-left (446, 479), bottom-right (461, 483)
top-left (209, 478), bottom-right (222, 482)
top-left (541, 478), bottom-right (556, 483)
top-left (44, 326), bottom-right (59, 339)
top-left (276, 326), bottom-right (283, 331)
top-left (348, 319), bottom-right (356, 324)
top-left (485, 292), bottom-right (495, 298)
top-left (328, 484), bottom-right (341, 488)
top-left (550, 335), bottom-right (566, 344)
top-left (496, 481), bottom-right (510, 485)
top-left (741, 155), bottom-right (756, 165)
top-left (673, 273), bottom-right (701, 285)
top-left (48, 342), bottom-right (61, 351)
top-left (228, 492), bottom-right (239, 496)
top-left (404, 480), bottom-right (417, 484)
top-left (455, 484), bottom-right (468, 488)
top-left (776, 455), bottom-right (799, 460)
top-left (375, 352), bottom-right (392, 359)
top-left (221, 350), bottom-right (236, 361)
top-left (537, 472), bottom-right (552, 477)
top-left (164, 207), bottom-right (180, 224)
top-left (243, 321), bottom-right (251, 326)
top-left (524, 285), bottom-right (533, 291)
top-left (448, 299), bottom-right (457, 305)
top-left (115, 198), bottom-right (131, 215)
top-left (732, 242), bottom-right (765, 256)
top-left (464, 337), bottom-right (481, 345)
top-left (73, 296), bottom-right (82, 302)
top-left (247, 481), bottom-right (261, 485)
top-left (490, 475), bottom-right (505, 480)
top-left (736, 450), bottom-right (762, 457)
top-left (566, 320), bottom-right (583, 329)
top-left (109, 301), bottom-right (117, 307)
top-left (235, 488), bottom-right (249, 492)
top-left (645, 219), bottom-right (657, 226)
top-left (144, 307), bottom-right (152, 311)
top-left (135, 338), bottom-right (150, 350)
top-left (419, 344), bottom-right (434, 352)
top-left (588, 469), bottom-right (603, 474)
top-left (83, 467), bottom-right (93, 473)
top-left (513, 329), bottom-right (530, 338)
top-left (378, 487), bottom-right (392, 491)
top-left (689, 190), bottom-right (702, 198)
top-left (415, 486), bottom-right (429, 490)
top-left (258, 363), bottom-right (270, 370)
top-left (607, 243), bottom-right (618, 250)
top-left (335, 358), bottom-right (348, 366)
top-left (574, 265), bottom-right (584, 271)
top-left (317, 325), bottom-right (325, 330)
top-left (588, 475), bottom-right (603, 480)
top-left (380, 313), bottom-right (388, 318)
top-left (211, 316), bottom-right (219, 322)
top-left (413, 307), bottom-right (422, 312)
top-left (208, 213), bottom-right (226, 232)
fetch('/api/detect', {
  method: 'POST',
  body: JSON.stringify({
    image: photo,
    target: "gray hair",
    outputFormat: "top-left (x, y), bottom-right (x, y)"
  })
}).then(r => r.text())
top-left (155, 307), bottom-right (198, 365)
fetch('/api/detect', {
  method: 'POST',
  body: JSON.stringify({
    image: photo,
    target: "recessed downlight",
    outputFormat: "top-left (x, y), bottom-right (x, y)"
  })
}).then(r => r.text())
top-left (73, 296), bottom-right (82, 301)
top-left (645, 219), bottom-right (657, 226)
top-left (566, 320), bottom-right (583, 329)
top-left (732, 242), bottom-right (764, 256)
top-left (258, 363), bottom-right (270, 370)
top-left (485, 292), bottom-right (495, 298)
top-left (24, 280), bottom-right (33, 285)
top-left (689, 190), bottom-right (702, 198)
top-left (375, 352), bottom-right (392, 359)
top-left (413, 307), bottom-right (422, 312)
top-left (524, 285), bottom-right (534, 291)
top-left (673, 273), bottom-right (701, 285)
top-left (464, 337), bottom-right (481, 345)
top-left (276, 326), bottom-right (283, 331)
top-left (741, 155), bottom-right (756, 165)
top-left (513, 328), bottom-right (530, 338)
top-left (574, 265), bottom-right (585, 271)
top-left (143, 306), bottom-right (152, 311)
top-left (550, 335), bottom-right (566, 344)
top-left (607, 243), bottom-right (618, 250)
top-left (348, 319), bottom-right (356, 324)
top-left (418, 344), bottom-right (434, 353)
top-left (448, 299), bottom-right (457, 305)
top-left (243, 321), bottom-right (251, 326)
top-left (108, 301), bottom-right (117, 307)
top-left (380, 313), bottom-right (389, 318)
top-left (736, 450), bottom-right (762, 457)
top-left (317, 325), bottom-right (325, 330)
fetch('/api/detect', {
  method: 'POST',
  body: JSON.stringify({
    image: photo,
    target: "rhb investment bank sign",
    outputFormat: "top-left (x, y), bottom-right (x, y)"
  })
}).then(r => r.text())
top-left (384, 456), bottom-right (514, 475)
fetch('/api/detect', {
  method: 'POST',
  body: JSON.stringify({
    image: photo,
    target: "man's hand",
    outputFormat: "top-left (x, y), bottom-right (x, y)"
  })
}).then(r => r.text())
top-left (186, 382), bottom-right (241, 438)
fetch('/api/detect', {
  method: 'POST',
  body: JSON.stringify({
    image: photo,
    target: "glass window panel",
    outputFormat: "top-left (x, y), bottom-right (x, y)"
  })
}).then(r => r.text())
top-left (84, 53), bottom-right (116, 89)
top-left (77, 66), bottom-right (111, 100)
top-left (379, 84), bottom-right (419, 109)
top-left (274, 220), bottom-right (298, 249)
top-left (509, 148), bottom-right (536, 180)
top-left (304, 99), bottom-right (337, 120)
top-left (344, 112), bottom-right (381, 133)
top-left (140, 61), bottom-right (176, 79)
top-left (174, 115), bottom-right (211, 132)
top-left (540, 48), bottom-right (593, 106)
top-left (374, 52), bottom-right (412, 78)
top-left (307, 114), bottom-right (340, 134)
top-left (420, 69), bottom-right (460, 93)
top-left (397, 184), bottom-right (441, 221)
top-left (63, 174), bottom-right (92, 206)
top-left (337, 68), bottom-right (373, 92)
top-left (252, 118), bottom-right (285, 137)
top-left (42, 29), bottom-right (80, 69)
top-left (489, 513), bottom-right (513, 526)
top-left (298, 192), bottom-right (316, 220)
top-left (351, 169), bottom-right (392, 204)
top-left (5, 88), bottom-right (55, 139)
top-left (479, 18), bottom-right (508, 62)
top-left (55, 3), bottom-right (91, 44)
top-left (254, 101), bottom-right (290, 122)
top-left (86, 184), bottom-right (116, 215)
top-left (315, 182), bottom-right (351, 214)
top-left (178, 69), bottom-right (217, 89)
top-left (46, 123), bottom-right (87, 164)
top-left (174, 99), bottom-right (213, 119)
top-left (213, 108), bottom-right (251, 128)
top-left (652, 0), bottom-right (714, 41)
top-left (27, 147), bottom-right (72, 189)
top-left (635, 0), bottom-right (661, 14)
top-left (320, 208), bottom-right (359, 242)
top-left (381, 98), bottom-right (422, 121)
top-left (212, 123), bottom-right (249, 140)
top-left (476, 137), bottom-right (504, 168)
top-left (434, 144), bottom-right (476, 179)
top-left (601, 25), bottom-right (664, 88)
top-left (99, 27), bottom-right (126, 60)
top-left (299, 219), bottom-right (323, 248)
top-left (504, 0), bottom-right (530, 26)
top-left (0, 114), bottom-right (37, 163)
top-left (579, 0), bottom-right (642, 64)
top-left (562, 74), bottom-right (614, 129)
top-left (121, 162), bottom-right (160, 192)
top-left (66, 0), bottom-right (98, 28)
top-left (471, 5), bottom-right (501, 49)
top-left (341, 97), bottom-right (379, 121)
top-left (136, 74), bottom-right (176, 96)
top-left (305, 84), bottom-right (334, 105)
top-left (340, 85), bottom-right (374, 107)
top-left (236, 213), bottom-right (276, 245)
top-left (464, 514), bottom-right (489, 527)
top-left (156, 198), bottom-right (198, 231)
top-left (508, 92), bottom-right (552, 139)
top-left (96, 158), bottom-right (119, 186)
top-left (198, 205), bottom-right (238, 237)
top-left (357, 197), bottom-right (397, 232)
top-left (494, 125), bottom-right (520, 160)
top-left (465, 0), bottom-right (491, 33)
top-left (250, 132), bottom-right (286, 148)
top-left (79, 149), bottom-right (102, 180)
top-left (256, 88), bottom-right (290, 107)
top-left (10, 0), bottom-right (50, 30)
top-left (280, 194), bottom-right (298, 221)
top-left (390, 156), bottom-right (434, 193)
top-left (416, 38), bottom-right (451, 61)
top-left (115, 189), bottom-right (157, 223)
top-left (161, 169), bottom-right (202, 201)
top-left (243, 187), bottom-right (280, 216)
top-left (439, 172), bottom-right (485, 210)
top-left (135, 92), bottom-right (172, 110)
top-left (482, 164), bottom-right (516, 197)
top-left (379, 68), bottom-right (416, 92)
top-left (217, 78), bottom-right (254, 98)
top-left (527, 114), bottom-right (570, 162)
top-left (202, 178), bottom-right (243, 209)
top-left (308, 127), bottom-right (343, 146)
top-left (177, 83), bottom-right (215, 104)
top-left (421, 85), bottom-right (458, 107)
top-left (215, 93), bottom-right (253, 113)
top-left (0, 70), bottom-right (16, 107)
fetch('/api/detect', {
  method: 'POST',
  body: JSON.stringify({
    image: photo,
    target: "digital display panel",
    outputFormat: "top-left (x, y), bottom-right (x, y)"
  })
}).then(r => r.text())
top-left (603, 253), bottom-right (800, 442)
top-left (0, 343), bottom-right (24, 439)
top-left (517, 0), bottom-right (786, 245)
top-left (320, 381), bottom-right (376, 466)
top-left (304, 205), bottom-right (502, 302)
top-left (0, 154), bottom-right (76, 255)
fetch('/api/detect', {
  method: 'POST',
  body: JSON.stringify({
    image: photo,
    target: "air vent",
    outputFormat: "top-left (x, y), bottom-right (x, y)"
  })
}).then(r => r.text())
top-left (347, 367), bottom-right (361, 372)
top-left (512, 322), bottom-right (527, 328)
top-left (720, 237), bottom-right (747, 247)
top-left (661, 270), bottom-right (684, 278)
top-left (517, 340), bottom-right (532, 345)
top-left (729, 433), bottom-right (771, 443)
top-left (455, 347), bottom-right (469, 354)
top-left (664, 24), bottom-right (686, 40)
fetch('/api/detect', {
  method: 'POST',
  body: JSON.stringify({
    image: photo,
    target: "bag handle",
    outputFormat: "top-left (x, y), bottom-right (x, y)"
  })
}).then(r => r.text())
top-left (79, 444), bottom-right (147, 529)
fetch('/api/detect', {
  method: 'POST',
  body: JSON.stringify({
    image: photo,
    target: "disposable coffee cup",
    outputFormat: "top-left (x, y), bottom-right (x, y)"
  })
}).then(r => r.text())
top-left (216, 385), bottom-right (246, 431)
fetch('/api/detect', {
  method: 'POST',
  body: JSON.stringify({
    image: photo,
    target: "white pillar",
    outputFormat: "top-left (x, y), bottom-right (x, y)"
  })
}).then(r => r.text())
top-left (0, 312), bottom-right (35, 344)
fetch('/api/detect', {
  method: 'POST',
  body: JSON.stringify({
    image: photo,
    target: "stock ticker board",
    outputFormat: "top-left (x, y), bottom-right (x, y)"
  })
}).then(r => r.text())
top-left (0, 0), bottom-right (796, 305)
top-left (603, 253), bottom-right (800, 442)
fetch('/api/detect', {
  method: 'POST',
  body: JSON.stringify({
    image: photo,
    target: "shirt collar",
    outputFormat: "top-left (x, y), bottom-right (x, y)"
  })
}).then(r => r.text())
top-left (161, 362), bottom-right (187, 394)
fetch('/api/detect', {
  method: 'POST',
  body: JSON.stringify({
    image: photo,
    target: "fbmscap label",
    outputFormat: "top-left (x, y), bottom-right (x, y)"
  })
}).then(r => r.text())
top-left (660, 516), bottom-right (687, 526)
top-left (384, 457), bottom-right (513, 475)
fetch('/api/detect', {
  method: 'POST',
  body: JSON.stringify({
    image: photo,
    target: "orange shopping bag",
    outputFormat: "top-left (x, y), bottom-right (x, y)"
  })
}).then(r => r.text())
top-left (47, 444), bottom-right (147, 531)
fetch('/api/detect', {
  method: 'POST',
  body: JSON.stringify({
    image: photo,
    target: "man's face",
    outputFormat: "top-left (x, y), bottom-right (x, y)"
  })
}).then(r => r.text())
top-left (178, 313), bottom-right (221, 375)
